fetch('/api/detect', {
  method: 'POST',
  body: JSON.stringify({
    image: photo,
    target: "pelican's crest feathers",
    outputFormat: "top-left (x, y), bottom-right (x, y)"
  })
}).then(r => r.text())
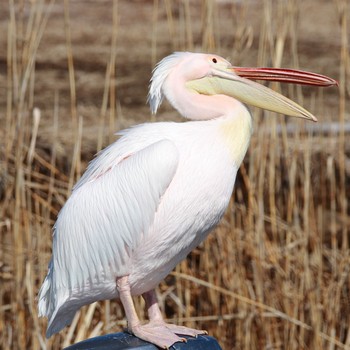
top-left (147, 52), bottom-right (191, 114)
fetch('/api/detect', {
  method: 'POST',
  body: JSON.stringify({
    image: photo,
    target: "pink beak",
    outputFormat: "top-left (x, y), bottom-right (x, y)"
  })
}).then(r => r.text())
top-left (232, 67), bottom-right (338, 87)
top-left (187, 64), bottom-right (337, 122)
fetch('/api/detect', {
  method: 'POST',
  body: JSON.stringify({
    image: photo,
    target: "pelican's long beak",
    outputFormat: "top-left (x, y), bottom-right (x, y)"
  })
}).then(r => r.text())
top-left (186, 66), bottom-right (337, 122)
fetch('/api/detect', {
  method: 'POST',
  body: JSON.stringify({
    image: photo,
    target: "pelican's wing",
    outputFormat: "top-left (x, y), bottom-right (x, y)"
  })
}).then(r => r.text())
top-left (39, 139), bottom-right (179, 337)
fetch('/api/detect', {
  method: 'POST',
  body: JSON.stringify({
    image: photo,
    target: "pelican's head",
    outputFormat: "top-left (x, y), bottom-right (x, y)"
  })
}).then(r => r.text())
top-left (148, 52), bottom-right (337, 121)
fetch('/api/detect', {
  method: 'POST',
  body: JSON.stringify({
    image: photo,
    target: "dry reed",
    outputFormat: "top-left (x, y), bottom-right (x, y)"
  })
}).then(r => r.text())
top-left (0, 0), bottom-right (349, 349)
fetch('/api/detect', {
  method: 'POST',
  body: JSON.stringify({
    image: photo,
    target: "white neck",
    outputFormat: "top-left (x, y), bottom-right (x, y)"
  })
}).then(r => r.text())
top-left (163, 75), bottom-right (242, 121)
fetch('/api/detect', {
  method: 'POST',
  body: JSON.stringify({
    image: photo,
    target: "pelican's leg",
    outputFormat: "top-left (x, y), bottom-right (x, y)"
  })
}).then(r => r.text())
top-left (142, 289), bottom-right (207, 337)
top-left (116, 276), bottom-right (184, 349)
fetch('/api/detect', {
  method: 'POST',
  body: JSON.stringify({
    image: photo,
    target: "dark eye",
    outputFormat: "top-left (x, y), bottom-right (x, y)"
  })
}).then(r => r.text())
top-left (212, 58), bottom-right (217, 63)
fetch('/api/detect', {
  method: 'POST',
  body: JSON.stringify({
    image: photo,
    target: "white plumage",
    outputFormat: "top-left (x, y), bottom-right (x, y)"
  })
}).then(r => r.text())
top-left (39, 114), bottom-right (251, 337)
top-left (38, 52), bottom-right (335, 347)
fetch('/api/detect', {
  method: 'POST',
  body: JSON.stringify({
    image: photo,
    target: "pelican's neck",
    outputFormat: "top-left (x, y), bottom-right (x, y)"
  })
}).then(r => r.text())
top-left (217, 104), bottom-right (253, 167)
top-left (163, 71), bottom-right (253, 166)
top-left (163, 75), bottom-right (241, 121)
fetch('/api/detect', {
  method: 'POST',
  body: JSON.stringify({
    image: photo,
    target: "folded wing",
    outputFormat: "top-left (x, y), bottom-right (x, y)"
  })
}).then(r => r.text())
top-left (39, 139), bottom-right (179, 337)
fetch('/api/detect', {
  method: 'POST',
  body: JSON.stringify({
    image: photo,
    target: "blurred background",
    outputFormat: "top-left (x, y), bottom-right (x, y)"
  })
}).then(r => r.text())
top-left (0, 0), bottom-right (349, 349)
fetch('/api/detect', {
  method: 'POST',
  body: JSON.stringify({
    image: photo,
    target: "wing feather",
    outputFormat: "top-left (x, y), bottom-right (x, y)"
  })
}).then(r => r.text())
top-left (39, 138), bottom-right (179, 337)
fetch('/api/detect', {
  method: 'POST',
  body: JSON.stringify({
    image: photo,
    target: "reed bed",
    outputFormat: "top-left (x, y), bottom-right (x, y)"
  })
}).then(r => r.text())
top-left (0, 0), bottom-right (349, 349)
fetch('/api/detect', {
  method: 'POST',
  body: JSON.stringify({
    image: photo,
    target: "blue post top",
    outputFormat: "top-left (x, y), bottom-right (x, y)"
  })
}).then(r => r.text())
top-left (64, 332), bottom-right (222, 350)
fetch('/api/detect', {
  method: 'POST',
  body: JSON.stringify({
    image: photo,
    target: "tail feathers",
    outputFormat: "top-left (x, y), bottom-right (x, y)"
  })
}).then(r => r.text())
top-left (38, 261), bottom-right (76, 338)
top-left (38, 262), bottom-right (54, 318)
top-left (38, 260), bottom-right (119, 338)
top-left (46, 307), bottom-right (76, 338)
top-left (38, 279), bottom-right (50, 317)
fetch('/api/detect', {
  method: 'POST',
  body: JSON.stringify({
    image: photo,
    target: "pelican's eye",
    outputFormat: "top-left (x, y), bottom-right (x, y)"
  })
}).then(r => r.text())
top-left (212, 58), bottom-right (217, 63)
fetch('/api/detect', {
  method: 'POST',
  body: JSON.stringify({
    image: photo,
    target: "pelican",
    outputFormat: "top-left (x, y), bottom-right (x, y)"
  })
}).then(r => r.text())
top-left (38, 52), bottom-right (336, 348)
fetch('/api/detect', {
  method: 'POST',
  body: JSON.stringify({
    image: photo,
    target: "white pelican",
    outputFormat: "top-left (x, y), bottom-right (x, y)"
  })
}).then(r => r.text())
top-left (38, 52), bottom-right (336, 348)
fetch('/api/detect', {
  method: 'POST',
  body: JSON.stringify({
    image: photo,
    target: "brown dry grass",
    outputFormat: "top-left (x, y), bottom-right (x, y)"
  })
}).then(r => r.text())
top-left (0, 0), bottom-right (349, 349)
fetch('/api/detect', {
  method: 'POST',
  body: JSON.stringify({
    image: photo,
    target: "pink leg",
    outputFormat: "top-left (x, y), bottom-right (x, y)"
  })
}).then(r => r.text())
top-left (142, 289), bottom-right (207, 337)
top-left (116, 276), bottom-right (185, 349)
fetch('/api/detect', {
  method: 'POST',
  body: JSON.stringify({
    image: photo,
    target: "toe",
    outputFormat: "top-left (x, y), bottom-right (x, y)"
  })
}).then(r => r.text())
top-left (129, 323), bottom-right (184, 349)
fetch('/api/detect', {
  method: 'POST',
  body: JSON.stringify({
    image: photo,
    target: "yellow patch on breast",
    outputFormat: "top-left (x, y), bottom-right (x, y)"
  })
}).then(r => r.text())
top-left (219, 106), bottom-right (253, 167)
